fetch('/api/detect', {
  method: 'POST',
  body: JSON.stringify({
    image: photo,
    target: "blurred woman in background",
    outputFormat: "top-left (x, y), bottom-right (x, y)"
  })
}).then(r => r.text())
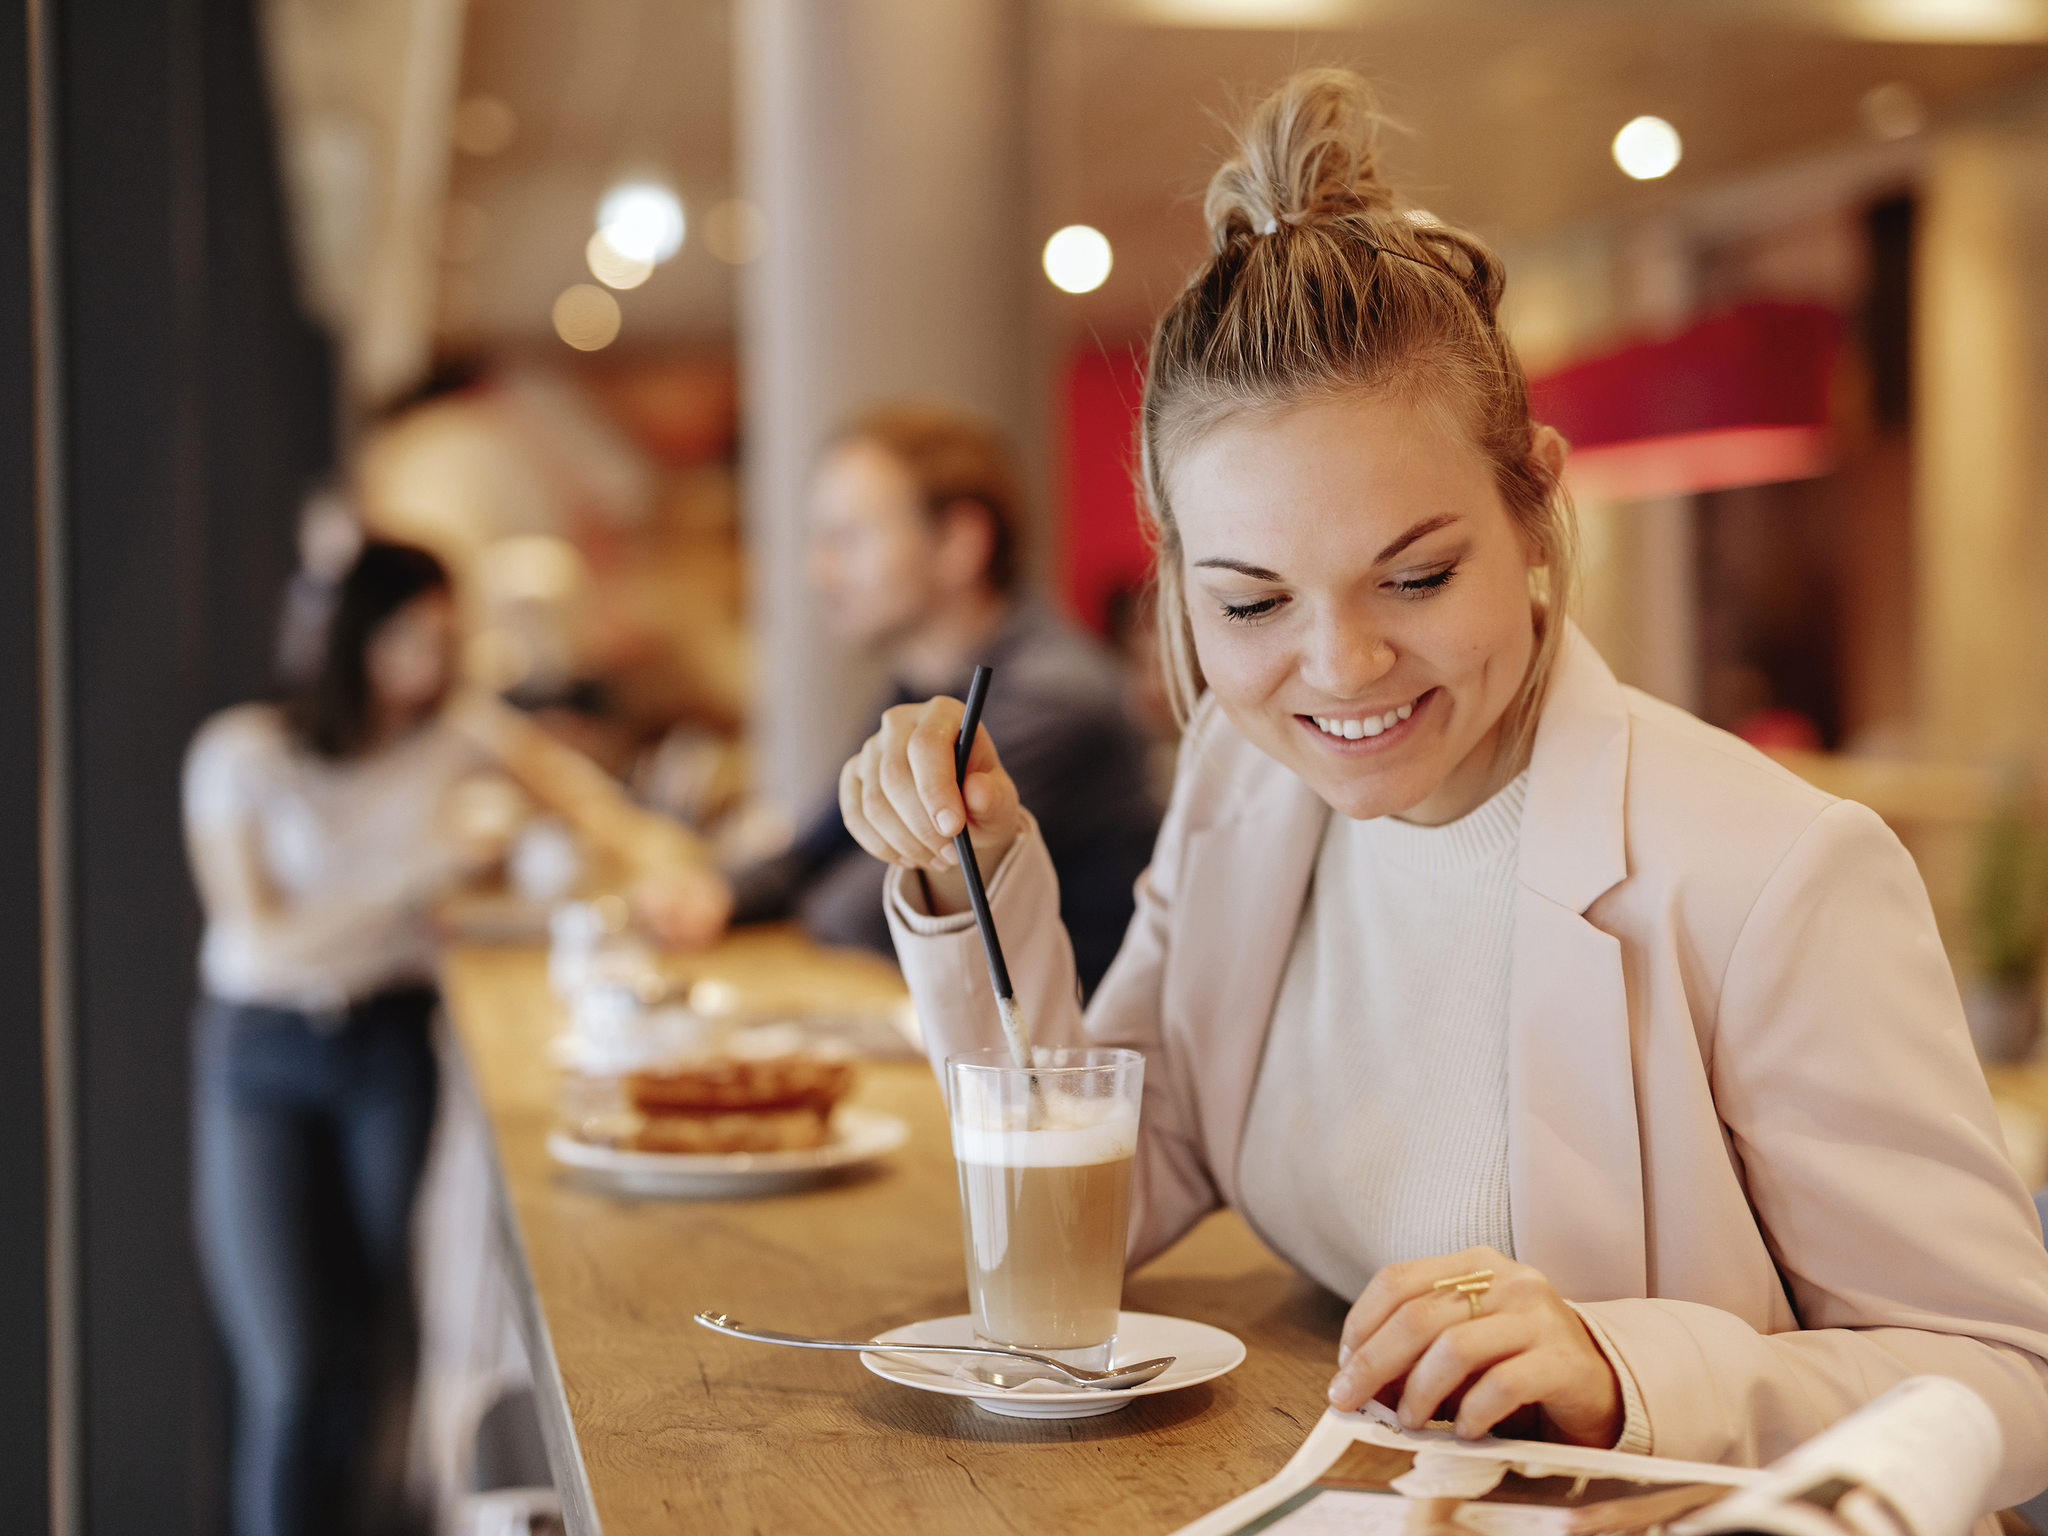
top-left (185, 539), bottom-right (726, 1536)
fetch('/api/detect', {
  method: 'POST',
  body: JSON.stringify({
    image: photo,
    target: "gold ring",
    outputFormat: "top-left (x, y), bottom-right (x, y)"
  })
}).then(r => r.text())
top-left (1432, 1268), bottom-right (1493, 1321)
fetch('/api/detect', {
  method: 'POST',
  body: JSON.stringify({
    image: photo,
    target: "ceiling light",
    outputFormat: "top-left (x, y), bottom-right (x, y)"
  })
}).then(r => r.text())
top-left (1043, 225), bottom-right (1112, 294)
top-left (1860, 83), bottom-right (1927, 141)
top-left (552, 284), bottom-right (621, 351)
top-left (1612, 117), bottom-right (1682, 181)
top-left (1844, 0), bottom-right (2048, 41)
top-left (597, 182), bottom-right (685, 265)
top-left (1124, 0), bottom-right (1361, 23)
top-left (586, 230), bottom-right (653, 290)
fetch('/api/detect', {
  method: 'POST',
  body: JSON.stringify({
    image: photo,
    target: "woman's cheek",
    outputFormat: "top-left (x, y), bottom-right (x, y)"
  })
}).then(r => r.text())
top-left (1432, 571), bottom-right (1532, 693)
top-left (1190, 618), bottom-right (1291, 714)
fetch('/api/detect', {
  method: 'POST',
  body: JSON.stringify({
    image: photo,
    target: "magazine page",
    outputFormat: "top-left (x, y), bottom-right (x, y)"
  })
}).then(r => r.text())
top-left (1675, 1378), bottom-right (2003, 1536)
top-left (1173, 1402), bottom-right (1756, 1536)
top-left (1176, 1378), bottom-right (2001, 1536)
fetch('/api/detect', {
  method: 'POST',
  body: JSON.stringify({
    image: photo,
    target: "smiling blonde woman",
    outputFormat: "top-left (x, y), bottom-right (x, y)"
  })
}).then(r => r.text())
top-left (839, 69), bottom-right (2048, 1510)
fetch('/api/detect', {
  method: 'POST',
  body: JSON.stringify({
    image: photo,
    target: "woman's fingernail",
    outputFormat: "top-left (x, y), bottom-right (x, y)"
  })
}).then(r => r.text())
top-left (1337, 1346), bottom-right (1352, 1367)
top-left (937, 810), bottom-right (961, 836)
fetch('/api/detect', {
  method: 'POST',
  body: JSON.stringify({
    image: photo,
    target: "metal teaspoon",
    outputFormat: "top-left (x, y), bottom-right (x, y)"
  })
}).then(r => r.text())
top-left (693, 1312), bottom-right (1175, 1391)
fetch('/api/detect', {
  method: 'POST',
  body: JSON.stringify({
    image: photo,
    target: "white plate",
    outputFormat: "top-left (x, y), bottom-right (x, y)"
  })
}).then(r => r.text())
top-left (546, 1106), bottom-right (910, 1198)
top-left (861, 1310), bottom-right (1246, 1418)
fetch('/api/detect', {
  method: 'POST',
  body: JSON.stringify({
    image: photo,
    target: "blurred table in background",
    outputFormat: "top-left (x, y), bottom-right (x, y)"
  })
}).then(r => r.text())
top-left (439, 926), bottom-right (1343, 1536)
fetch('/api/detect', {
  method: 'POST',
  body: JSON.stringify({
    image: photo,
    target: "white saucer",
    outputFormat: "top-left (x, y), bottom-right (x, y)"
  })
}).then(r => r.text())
top-left (546, 1106), bottom-right (910, 1198)
top-left (860, 1310), bottom-right (1245, 1418)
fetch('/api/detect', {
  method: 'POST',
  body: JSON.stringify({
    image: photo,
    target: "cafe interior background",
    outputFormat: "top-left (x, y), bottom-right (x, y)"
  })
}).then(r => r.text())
top-left (11, 0), bottom-right (2048, 1529)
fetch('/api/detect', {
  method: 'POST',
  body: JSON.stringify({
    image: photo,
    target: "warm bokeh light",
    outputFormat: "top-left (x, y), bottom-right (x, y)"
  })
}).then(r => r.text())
top-left (1042, 224), bottom-right (1112, 294)
top-left (1861, 82), bottom-right (1928, 140)
top-left (1612, 116), bottom-right (1682, 181)
top-left (552, 284), bottom-right (622, 350)
top-left (597, 182), bottom-right (685, 265)
top-left (703, 199), bottom-right (766, 265)
top-left (1846, 0), bottom-right (2048, 41)
top-left (586, 230), bottom-right (654, 290)
top-left (1128, 0), bottom-right (1358, 22)
top-left (452, 95), bottom-right (517, 157)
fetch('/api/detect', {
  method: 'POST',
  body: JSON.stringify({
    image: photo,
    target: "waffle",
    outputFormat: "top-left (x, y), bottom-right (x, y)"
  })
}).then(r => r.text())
top-left (627, 1056), bottom-right (853, 1114)
top-left (628, 1104), bottom-right (834, 1154)
top-left (621, 1054), bottom-right (853, 1154)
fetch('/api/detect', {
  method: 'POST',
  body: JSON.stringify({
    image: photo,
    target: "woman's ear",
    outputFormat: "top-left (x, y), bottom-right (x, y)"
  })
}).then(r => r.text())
top-left (1531, 422), bottom-right (1569, 483)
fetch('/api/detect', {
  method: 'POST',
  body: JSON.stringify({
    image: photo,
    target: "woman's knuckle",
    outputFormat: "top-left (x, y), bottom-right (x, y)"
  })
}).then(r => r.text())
top-left (1435, 1329), bottom-right (1479, 1371)
top-left (1384, 1300), bottom-right (1432, 1351)
top-left (1371, 1263), bottom-right (1415, 1299)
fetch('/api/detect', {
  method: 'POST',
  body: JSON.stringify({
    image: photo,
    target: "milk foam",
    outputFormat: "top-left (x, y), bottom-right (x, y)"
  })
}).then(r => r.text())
top-left (950, 1111), bottom-right (1138, 1168)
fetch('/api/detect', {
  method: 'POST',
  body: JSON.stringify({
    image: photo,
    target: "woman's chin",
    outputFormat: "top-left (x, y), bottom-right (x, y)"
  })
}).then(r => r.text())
top-left (1320, 774), bottom-right (1440, 822)
top-left (1271, 722), bottom-right (1440, 822)
top-left (1290, 749), bottom-right (1444, 822)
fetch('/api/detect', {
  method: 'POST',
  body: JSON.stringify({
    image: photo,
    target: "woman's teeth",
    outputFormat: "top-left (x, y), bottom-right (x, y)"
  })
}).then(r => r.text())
top-left (1310, 702), bottom-right (1414, 740)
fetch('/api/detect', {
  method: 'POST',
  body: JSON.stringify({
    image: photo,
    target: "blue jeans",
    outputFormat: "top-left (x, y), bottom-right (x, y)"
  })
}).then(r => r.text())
top-left (193, 988), bottom-right (439, 1536)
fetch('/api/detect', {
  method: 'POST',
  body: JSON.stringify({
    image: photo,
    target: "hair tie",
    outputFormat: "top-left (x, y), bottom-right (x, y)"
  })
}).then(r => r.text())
top-left (1257, 216), bottom-right (1280, 236)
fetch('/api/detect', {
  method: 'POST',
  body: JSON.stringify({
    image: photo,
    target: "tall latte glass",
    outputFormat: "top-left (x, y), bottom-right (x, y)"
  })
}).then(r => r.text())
top-left (946, 1047), bottom-right (1143, 1375)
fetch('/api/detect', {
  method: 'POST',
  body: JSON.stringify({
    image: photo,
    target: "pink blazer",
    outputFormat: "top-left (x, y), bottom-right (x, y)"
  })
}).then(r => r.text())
top-left (887, 627), bottom-right (2048, 1506)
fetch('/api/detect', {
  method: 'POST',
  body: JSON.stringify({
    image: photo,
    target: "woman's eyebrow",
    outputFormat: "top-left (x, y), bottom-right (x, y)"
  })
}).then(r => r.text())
top-left (1192, 556), bottom-right (1285, 580)
top-left (1191, 514), bottom-right (1462, 581)
top-left (1374, 513), bottom-right (1459, 564)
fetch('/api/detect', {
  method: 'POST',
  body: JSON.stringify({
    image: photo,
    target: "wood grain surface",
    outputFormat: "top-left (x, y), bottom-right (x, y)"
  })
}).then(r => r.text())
top-left (441, 929), bottom-right (1348, 1535)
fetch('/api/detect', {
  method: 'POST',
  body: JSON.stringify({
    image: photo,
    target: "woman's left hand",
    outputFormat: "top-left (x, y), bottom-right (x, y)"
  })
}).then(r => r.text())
top-left (1327, 1247), bottom-right (1621, 1448)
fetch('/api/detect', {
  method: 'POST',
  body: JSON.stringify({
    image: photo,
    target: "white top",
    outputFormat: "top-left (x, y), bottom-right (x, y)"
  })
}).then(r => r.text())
top-left (183, 702), bottom-right (488, 1010)
top-left (1236, 771), bottom-right (1527, 1299)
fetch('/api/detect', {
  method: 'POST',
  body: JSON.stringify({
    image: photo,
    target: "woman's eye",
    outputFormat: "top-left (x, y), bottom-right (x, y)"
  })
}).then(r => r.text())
top-left (1220, 595), bottom-right (1284, 624)
top-left (1390, 564), bottom-right (1457, 596)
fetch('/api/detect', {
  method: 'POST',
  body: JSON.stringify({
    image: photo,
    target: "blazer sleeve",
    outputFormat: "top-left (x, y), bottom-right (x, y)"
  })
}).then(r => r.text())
top-left (885, 714), bottom-right (1227, 1268)
top-left (1580, 799), bottom-right (2048, 1510)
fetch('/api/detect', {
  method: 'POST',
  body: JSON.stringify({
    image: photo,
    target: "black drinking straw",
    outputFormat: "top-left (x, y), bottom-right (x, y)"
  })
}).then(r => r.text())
top-left (952, 665), bottom-right (1032, 1068)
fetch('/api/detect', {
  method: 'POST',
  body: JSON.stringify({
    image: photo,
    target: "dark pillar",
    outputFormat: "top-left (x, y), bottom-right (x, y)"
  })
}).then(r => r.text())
top-left (5, 0), bottom-right (339, 1528)
top-left (0, 0), bottom-right (50, 1529)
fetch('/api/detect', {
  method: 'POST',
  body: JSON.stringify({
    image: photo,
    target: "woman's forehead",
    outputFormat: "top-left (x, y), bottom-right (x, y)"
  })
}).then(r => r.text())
top-left (1170, 393), bottom-right (1502, 562)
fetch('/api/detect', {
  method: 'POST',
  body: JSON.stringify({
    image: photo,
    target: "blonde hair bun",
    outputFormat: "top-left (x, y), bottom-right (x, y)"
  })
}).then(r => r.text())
top-left (1203, 67), bottom-right (1397, 249)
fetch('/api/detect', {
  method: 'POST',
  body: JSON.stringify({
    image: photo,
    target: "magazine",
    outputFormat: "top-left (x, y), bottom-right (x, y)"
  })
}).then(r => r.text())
top-left (1172, 1377), bottom-right (2003, 1536)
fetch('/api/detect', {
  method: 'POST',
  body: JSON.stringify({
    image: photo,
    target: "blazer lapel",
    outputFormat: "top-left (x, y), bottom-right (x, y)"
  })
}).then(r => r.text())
top-left (1508, 627), bottom-right (1648, 1300)
top-left (1171, 767), bottom-right (1328, 1212)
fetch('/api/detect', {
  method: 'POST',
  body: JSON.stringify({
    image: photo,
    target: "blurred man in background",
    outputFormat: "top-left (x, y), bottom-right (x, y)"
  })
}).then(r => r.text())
top-left (730, 401), bottom-right (1159, 995)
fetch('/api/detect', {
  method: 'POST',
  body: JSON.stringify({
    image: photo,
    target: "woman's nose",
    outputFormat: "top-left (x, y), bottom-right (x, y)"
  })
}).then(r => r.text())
top-left (1301, 612), bottom-right (1395, 697)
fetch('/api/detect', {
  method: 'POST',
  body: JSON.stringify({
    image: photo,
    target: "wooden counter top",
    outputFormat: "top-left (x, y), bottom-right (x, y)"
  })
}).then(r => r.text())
top-left (440, 930), bottom-right (1345, 1535)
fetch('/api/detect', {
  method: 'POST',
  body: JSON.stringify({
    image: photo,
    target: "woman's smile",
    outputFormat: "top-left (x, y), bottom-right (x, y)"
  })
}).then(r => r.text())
top-left (1297, 686), bottom-right (1434, 749)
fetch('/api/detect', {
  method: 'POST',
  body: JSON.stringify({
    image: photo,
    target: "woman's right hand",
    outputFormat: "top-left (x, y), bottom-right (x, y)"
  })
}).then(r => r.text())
top-left (839, 697), bottom-right (1021, 916)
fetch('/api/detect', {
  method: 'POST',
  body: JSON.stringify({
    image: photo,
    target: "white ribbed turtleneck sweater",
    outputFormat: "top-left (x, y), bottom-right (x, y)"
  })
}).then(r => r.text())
top-left (1236, 770), bottom-right (1528, 1299)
